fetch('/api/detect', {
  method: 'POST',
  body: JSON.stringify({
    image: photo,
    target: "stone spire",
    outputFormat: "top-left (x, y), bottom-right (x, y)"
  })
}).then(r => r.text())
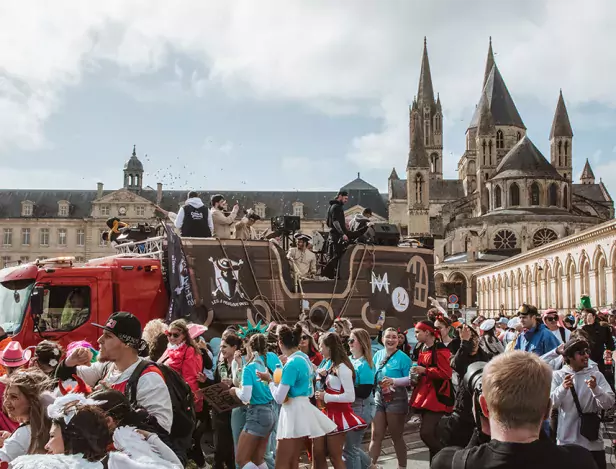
top-left (580, 159), bottom-right (595, 184)
top-left (408, 111), bottom-right (429, 168)
top-left (389, 167), bottom-right (399, 180)
top-left (417, 37), bottom-right (435, 107)
top-left (483, 37), bottom-right (495, 89)
top-left (550, 89), bottom-right (574, 139)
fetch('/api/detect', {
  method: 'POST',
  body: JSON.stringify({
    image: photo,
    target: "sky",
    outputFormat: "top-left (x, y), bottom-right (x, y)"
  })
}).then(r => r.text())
top-left (2, 0), bottom-right (616, 196)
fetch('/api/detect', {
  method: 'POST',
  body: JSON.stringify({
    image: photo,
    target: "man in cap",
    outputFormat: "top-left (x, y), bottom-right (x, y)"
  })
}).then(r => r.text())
top-left (55, 312), bottom-right (173, 433)
top-left (551, 338), bottom-right (614, 469)
top-left (515, 304), bottom-right (560, 356)
top-left (234, 208), bottom-right (261, 240)
top-left (287, 233), bottom-right (316, 281)
top-left (323, 190), bottom-right (349, 278)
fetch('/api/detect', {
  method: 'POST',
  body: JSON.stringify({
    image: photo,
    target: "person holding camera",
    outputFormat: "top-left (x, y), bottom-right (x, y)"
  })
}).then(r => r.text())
top-left (438, 324), bottom-right (492, 449)
top-left (551, 339), bottom-right (614, 469)
top-left (432, 351), bottom-right (598, 469)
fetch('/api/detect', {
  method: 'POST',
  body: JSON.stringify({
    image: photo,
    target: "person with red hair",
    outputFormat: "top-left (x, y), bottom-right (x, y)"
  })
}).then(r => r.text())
top-left (410, 320), bottom-right (454, 462)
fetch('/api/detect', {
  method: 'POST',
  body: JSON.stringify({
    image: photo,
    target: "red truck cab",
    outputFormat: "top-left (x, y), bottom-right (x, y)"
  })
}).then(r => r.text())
top-left (0, 256), bottom-right (168, 349)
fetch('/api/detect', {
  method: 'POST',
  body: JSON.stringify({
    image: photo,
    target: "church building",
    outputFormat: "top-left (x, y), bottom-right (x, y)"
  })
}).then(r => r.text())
top-left (388, 38), bottom-right (614, 311)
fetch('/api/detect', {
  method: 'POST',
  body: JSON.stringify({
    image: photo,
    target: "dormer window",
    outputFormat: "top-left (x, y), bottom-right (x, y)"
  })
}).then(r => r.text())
top-left (292, 202), bottom-right (304, 219)
top-left (21, 201), bottom-right (33, 217)
top-left (58, 201), bottom-right (69, 217)
top-left (255, 203), bottom-right (266, 219)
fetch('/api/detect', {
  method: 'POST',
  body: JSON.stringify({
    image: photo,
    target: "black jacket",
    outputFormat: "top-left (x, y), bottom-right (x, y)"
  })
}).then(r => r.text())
top-left (326, 200), bottom-right (347, 236)
top-left (451, 340), bottom-right (493, 423)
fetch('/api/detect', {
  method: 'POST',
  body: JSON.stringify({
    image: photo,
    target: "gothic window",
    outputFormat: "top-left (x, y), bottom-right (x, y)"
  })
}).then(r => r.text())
top-left (424, 121), bottom-right (430, 145)
top-left (516, 131), bottom-right (521, 142)
top-left (430, 154), bottom-right (438, 173)
top-left (509, 183), bottom-right (520, 206)
top-left (564, 141), bottom-right (569, 165)
top-left (496, 130), bottom-right (504, 149)
top-left (532, 228), bottom-right (558, 248)
top-left (494, 230), bottom-right (517, 249)
top-left (558, 140), bottom-right (562, 167)
top-left (482, 140), bottom-right (487, 165)
top-left (495, 186), bottom-right (502, 208)
top-left (563, 185), bottom-right (569, 208)
top-left (549, 183), bottom-right (558, 206)
top-left (488, 140), bottom-right (493, 165)
top-left (530, 182), bottom-right (540, 206)
top-left (415, 174), bottom-right (424, 204)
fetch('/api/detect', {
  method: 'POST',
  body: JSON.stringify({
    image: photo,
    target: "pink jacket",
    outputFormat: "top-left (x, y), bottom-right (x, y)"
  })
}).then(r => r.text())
top-left (159, 343), bottom-right (203, 412)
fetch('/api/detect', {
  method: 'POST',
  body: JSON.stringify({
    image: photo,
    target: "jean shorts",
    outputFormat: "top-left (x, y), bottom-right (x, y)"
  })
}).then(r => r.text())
top-left (244, 402), bottom-right (275, 438)
top-left (375, 387), bottom-right (409, 415)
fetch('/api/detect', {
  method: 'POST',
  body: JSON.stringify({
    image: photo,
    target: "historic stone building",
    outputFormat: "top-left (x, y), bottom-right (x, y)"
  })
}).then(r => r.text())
top-left (0, 147), bottom-right (387, 266)
top-left (388, 38), bottom-right (614, 309)
top-left (475, 218), bottom-right (616, 316)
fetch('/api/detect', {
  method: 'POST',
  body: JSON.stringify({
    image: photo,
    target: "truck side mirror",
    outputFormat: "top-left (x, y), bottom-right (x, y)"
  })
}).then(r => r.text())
top-left (30, 285), bottom-right (45, 321)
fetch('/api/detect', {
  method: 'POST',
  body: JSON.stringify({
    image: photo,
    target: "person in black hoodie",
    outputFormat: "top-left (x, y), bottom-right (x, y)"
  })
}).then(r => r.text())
top-left (582, 308), bottom-right (614, 378)
top-left (323, 190), bottom-right (349, 279)
top-left (438, 324), bottom-right (493, 448)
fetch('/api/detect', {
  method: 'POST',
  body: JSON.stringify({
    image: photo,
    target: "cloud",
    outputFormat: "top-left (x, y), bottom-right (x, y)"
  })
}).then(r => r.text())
top-left (2, 0), bottom-right (616, 183)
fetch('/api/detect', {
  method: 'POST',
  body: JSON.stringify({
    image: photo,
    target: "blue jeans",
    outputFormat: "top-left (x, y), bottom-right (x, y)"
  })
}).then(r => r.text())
top-left (231, 406), bottom-right (247, 469)
top-left (264, 402), bottom-right (280, 469)
top-left (344, 395), bottom-right (375, 469)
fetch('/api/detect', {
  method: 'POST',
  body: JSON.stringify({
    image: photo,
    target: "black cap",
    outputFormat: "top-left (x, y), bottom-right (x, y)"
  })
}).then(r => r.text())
top-left (92, 312), bottom-right (143, 349)
top-left (338, 190), bottom-right (349, 197)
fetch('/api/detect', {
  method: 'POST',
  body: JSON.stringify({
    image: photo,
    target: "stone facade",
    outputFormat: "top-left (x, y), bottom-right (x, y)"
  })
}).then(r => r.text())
top-left (475, 218), bottom-right (616, 316)
top-left (388, 38), bottom-right (614, 308)
top-left (0, 153), bottom-right (388, 266)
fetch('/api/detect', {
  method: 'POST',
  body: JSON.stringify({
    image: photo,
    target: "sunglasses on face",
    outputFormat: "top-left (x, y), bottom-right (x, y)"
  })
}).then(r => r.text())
top-left (166, 332), bottom-right (181, 339)
top-left (301, 335), bottom-right (310, 341)
top-left (545, 316), bottom-right (559, 322)
top-left (348, 338), bottom-right (355, 344)
top-left (575, 349), bottom-right (591, 357)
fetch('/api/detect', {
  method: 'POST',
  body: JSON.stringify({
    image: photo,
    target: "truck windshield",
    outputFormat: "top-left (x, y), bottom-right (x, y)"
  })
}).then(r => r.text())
top-left (0, 281), bottom-right (34, 334)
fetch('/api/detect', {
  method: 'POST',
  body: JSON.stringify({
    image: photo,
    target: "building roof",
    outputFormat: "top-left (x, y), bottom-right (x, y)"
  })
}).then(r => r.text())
top-left (549, 90), bottom-right (574, 139)
top-left (0, 190), bottom-right (102, 218)
top-left (123, 146), bottom-right (144, 172)
top-left (483, 38), bottom-right (495, 90)
top-left (572, 183), bottom-right (607, 202)
top-left (407, 111), bottom-right (430, 168)
top-left (580, 159), bottom-right (595, 181)
top-left (341, 174), bottom-right (378, 191)
top-left (491, 136), bottom-right (562, 180)
top-left (389, 168), bottom-right (399, 180)
top-left (476, 91), bottom-right (496, 137)
top-left (390, 179), bottom-right (407, 200)
top-left (430, 179), bottom-right (465, 200)
top-left (469, 64), bottom-right (525, 130)
top-left (416, 37), bottom-right (436, 109)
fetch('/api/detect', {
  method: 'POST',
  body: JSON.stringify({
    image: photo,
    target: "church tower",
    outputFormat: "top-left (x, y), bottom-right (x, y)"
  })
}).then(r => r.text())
top-left (550, 90), bottom-right (574, 182)
top-left (407, 106), bottom-right (430, 235)
top-left (580, 159), bottom-right (595, 185)
top-left (475, 93), bottom-right (497, 215)
top-left (415, 37), bottom-right (443, 180)
top-left (124, 145), bottom-right (144, 192)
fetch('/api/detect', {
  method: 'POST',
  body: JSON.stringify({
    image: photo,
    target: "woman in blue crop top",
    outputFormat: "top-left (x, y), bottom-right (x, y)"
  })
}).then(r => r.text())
top-left (231, 333), bottom-right (275, 469)
top-left (370, 327), bottom-right (412, 469)
top-left (344, 328), bottom-right (376, 469)
top-left (256, 324), bottom-right (336, 469)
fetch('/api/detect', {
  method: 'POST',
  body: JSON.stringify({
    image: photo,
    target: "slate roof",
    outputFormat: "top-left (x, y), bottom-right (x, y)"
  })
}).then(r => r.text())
top-left (483, 38), bottom-right (495, 90)
top-left (123, 146), bottom-right (144, 172)
top-left (469, 65), bottom-right (525, 130)
top-left (572, 183), bottom-right (606, 202)
top-left (430, 179), bottom-right (465, 200)
top-left (549, 90), bottom-right (573, 139)
top-left (492, 136), bottom-right (562, 180)
top-left (340, 175), bottom-right (378, 191)
top-left (0, 184), bottom-right (389, 221)
top-left (580, 159), bottom-right (595, 181)
top-left (476, 91), bottom-right (496, 137)
top-left (390, 180), bottom-right (407, 200)
top-left (389, 168), bottom-right (399, 180)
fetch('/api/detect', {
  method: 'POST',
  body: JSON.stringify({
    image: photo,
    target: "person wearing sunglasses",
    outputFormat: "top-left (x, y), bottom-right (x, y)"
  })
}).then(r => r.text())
top-left (158, 319), bottom-right (204, 415)
top-left (542, 309), bottom-right (571, 345)
top-left (514, 304), bottom-right (560, 356)
top-left (551, 338), bottom-right (615, 469)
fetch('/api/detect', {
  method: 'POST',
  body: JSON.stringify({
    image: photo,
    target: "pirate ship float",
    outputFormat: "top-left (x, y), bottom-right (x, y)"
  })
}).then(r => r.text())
top-left (114, 223), bottom-right (435, 334)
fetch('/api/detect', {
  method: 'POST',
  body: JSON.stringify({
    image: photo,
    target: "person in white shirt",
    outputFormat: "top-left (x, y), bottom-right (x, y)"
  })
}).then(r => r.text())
top-left (54, 312), bottom-right (173, 434)
top-left (287, 233), bottom-right (317, 281)
top-left (551, 338), bottom-right (615, 469)
top-left (543, 309), bottom-right (571, 345)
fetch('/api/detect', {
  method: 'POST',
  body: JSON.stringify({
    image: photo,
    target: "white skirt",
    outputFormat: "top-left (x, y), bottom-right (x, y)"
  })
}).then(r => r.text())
top-left (277, 396), bottom-right (337, 440)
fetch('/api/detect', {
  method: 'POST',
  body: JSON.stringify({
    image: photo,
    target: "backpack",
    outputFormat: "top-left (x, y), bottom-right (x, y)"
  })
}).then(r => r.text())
top-left (125, 360), bottom-right (196, 456)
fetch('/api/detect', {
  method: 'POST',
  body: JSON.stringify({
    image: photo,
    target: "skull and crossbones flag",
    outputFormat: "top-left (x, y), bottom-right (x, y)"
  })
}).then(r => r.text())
top-left (165, 223), bottom-right (196, 322)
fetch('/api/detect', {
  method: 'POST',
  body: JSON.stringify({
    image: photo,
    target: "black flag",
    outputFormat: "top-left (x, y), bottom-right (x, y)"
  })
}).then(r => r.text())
top-left (165, 223), bottom-right (196, 322)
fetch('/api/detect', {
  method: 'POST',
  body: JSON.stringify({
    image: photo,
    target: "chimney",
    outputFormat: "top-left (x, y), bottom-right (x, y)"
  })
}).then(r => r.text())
top-left (156, 183), bottom-right (163, 205)
top-left (97, 182), bottom-right (103, 199)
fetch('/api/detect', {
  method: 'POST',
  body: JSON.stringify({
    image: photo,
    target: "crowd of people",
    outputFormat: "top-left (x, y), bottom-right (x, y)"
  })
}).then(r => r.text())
top-left (0, 294), bottom-right (614, 469)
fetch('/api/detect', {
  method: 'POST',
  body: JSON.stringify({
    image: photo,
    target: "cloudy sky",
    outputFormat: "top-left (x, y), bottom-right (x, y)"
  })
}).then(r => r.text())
top-left (2, 0), bottom-right (616, 196)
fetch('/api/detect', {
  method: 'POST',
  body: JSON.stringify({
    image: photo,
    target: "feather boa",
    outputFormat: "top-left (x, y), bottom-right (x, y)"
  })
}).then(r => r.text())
top-left (9, 453), bottom-right (102, 469)
top-left (112, 426), bottom-right (180, 468)
top-left (47, 394), bottom-right (107, 424)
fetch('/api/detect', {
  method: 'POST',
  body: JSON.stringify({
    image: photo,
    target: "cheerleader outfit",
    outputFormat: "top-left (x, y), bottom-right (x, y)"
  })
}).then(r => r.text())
top-left (322, 363), bottom-right (367, 434)
top-left (269, 351), bottom-right (336, 440)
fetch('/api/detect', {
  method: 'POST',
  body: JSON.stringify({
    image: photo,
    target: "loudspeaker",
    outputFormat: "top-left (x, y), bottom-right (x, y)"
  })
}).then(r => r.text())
top-left (368, 223), bottom-right (400, 246)
top-left (271, 215), bottom-right (301, 232)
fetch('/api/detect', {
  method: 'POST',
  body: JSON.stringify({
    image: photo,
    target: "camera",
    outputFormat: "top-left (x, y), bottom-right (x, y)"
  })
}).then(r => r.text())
top-left (463, 361), bottom-right (487, 431)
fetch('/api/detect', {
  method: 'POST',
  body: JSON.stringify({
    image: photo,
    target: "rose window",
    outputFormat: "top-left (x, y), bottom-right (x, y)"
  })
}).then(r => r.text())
top-left (494, 230), bottom-right (517, 249)
top-left (533, 228), bottom-right (558, 248)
